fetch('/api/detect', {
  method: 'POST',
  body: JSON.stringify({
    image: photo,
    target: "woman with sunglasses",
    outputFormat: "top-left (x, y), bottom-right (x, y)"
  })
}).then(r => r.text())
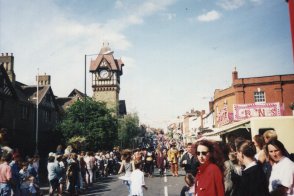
top-left (194, 140), bottom-right (225, 196)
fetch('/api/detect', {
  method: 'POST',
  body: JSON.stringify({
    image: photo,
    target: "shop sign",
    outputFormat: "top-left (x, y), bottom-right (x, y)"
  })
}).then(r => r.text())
top-left (233, 102), bottom-right (282, 121)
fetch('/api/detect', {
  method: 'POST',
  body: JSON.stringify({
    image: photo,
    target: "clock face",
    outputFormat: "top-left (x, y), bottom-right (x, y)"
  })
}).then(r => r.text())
top-left (99, 70), bottom-right (109, 79)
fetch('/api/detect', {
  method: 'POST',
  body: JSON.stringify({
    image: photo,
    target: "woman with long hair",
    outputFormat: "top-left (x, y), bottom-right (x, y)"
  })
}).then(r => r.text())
top-left (118, 149), bottom-right (133, 196)
top-left (265, 139), bottom-right (294, 196)
top-left (194, 140), bottom-right (225, 196)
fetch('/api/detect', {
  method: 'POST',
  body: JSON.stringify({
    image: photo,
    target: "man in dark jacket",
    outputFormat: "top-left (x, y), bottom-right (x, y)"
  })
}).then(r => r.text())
top-left (180, 143), bottom-right (199, 176)
top-left (235, 139), bottom-right (269, 196)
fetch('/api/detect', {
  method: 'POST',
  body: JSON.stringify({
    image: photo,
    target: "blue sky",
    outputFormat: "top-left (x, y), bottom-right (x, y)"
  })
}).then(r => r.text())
top-left (0, 0), bottom-right (293, 129)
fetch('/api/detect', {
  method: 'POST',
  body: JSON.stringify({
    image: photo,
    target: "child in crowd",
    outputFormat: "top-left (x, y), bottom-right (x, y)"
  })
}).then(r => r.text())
top-left (32, 155), bottom-right (40, 183)
top-left (19, 162), bottom-right (30, 195)
top-left (28, 175), bottom-right (40, 196)
top-left (130, 160), bottom-right (148, 196)
top-left (180, 173), bottom-right (195, 196)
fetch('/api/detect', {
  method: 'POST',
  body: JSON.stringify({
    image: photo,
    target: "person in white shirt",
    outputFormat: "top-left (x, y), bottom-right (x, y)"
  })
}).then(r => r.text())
top-left (130, 160), bottom-right (147, 196)
top-left (84, 151), bottom-right (96, 185)
top-left (266, 139), bottom-right (294, 196)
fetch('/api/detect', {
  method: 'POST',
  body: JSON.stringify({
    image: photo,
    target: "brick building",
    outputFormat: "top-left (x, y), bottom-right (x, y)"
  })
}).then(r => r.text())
top-left (212, 68), bottom-right (294, 129)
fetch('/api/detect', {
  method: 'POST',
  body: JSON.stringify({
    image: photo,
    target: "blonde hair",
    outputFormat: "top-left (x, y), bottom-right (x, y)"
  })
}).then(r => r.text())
top-left (263, 130), bottom-right (277, 142)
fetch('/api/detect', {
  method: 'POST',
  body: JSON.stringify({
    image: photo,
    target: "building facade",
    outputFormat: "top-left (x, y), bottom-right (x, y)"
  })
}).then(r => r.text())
top-left (89, 44), bottom-right (126, 115)
top-left (212, 68), bottom-right (294, 128)
top-left (0, 53), bottom-right (59, 156)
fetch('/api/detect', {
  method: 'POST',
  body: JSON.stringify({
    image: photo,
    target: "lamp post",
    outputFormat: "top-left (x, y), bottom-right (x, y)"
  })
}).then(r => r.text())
top-left (35, 68), bottom-right (39, 155)
top-left (84, 53), bottom-right (99, 133)
top-left (84, 55), bottom-right (86, 133)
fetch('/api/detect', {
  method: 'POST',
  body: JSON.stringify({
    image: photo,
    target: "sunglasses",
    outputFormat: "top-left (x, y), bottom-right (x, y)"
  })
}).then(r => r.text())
top-left (197, 151), bottom-right (209, 156)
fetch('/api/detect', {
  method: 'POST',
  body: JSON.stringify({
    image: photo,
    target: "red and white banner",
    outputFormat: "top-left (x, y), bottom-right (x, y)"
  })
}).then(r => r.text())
top-left (216, 105), bottom-right (233, 127)
top-left (233, 102), bottom-right (282, 121)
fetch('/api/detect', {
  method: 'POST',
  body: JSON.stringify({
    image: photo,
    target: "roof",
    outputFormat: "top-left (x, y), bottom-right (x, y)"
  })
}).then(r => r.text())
top-left (0, 64), bottom-right (18, 99)
top-left (22, 85), bottom-right (50, 105)
top-left (0, 63), bottom-right (58, 111)
top-left (56, 96), bottom-right (80, 110)
top-left (68, 88), bottom-right (85, 98)
top-left (204, 119), bottom-right (251, 136)
top-left (56, 88), bottom-right (85, 110)
top-left (55, 97), bottom-right (72, 106)
top-left (89, 46), bottom-right (124, 74)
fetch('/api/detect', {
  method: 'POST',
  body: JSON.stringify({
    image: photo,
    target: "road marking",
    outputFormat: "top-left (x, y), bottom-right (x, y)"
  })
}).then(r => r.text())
top-left (164, 174), bottom-right (168, 195)
top-left (164, 186), bottom-right (168, 196)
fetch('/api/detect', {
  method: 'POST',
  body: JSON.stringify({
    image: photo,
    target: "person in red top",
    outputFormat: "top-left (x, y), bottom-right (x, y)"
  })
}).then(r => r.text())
top-left (195, 140), bottom-right (225, 196)
top-left (0, 152), bottom-right (13, 195)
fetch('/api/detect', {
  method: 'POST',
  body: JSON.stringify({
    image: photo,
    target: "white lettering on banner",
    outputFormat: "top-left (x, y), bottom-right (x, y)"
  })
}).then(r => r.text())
top-left (233, 102), bottom-right (282, 121)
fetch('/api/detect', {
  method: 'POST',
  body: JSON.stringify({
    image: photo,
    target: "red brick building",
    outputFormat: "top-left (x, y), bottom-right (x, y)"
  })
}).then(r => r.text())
top-left (212, 69), bottom-right (294, 128)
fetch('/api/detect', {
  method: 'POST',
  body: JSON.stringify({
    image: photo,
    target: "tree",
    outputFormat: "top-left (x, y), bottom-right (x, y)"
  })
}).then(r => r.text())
top-left (118, 113), bottom-right (140, 148)
top-left (56, 98), bottom-right (117, 151)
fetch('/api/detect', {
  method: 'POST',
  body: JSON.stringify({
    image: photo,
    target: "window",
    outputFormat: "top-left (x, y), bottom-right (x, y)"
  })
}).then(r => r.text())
top-left (254, 91), bottom-right (265, 103)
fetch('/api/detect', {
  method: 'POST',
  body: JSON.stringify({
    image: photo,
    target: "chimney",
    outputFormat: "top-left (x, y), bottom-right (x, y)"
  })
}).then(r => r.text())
top-left (0, 53), bottom-right (16, 84)
top-left (209, 101), bottom-right (214, 112)
top-left (201, 110), bottom-right (205, 115)
top-left (36, 73), bottom-right (51, 85)
top-left (232, 66), bottom-right (238, 84)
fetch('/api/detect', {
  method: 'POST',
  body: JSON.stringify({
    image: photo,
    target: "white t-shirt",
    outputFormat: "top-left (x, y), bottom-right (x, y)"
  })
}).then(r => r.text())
top-left (130, 169), bottom-right (145, 196)
top-left (84, 156), bottom-right (96, 170)
top-left (269, 157), bottom-right (294, 195)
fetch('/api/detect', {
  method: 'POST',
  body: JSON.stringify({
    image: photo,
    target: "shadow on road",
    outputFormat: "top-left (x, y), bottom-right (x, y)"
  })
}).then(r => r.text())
top-left (82, 176), bottom-right (115, 195)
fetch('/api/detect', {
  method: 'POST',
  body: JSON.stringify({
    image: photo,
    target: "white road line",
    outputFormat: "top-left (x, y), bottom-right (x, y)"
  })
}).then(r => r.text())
top-left (164, 174), bottom-right (168, 196)
top-left (164, 186), bottom-right (168, 196)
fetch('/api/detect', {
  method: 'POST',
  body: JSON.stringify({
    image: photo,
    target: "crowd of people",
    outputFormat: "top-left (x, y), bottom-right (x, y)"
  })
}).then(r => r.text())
top-left (0, 128), bottom-right (41, 195)
top-left (45, 145), bottom-right (124, 195)
top-left (0, 127), bottom-right (294, 196)
top-left (178, 130), bottom-right (294, 196)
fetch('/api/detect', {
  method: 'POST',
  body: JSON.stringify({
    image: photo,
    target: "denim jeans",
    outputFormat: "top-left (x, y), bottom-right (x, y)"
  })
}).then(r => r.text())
top-left (0, 183), bottom-right (11, 196)
top-left (123, 180), bottom-right (131, 196)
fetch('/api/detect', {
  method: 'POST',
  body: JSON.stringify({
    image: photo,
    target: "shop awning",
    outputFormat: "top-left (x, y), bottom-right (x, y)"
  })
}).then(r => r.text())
top-left (204, 119), bottom-right (251, 136)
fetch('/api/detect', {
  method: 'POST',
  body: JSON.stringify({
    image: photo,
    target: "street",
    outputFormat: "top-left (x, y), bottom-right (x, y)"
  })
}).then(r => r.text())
top-left (41, 168), bottom-right (186, 196)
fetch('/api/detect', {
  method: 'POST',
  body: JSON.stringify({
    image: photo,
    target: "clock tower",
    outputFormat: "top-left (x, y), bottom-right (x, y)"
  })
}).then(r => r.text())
top-left (90, 44), bottom-right (124, 114)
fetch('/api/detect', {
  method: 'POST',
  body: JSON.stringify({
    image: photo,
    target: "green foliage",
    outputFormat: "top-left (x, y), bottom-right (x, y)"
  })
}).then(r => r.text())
top-left (56, 98), bottom-right (118, 151)
top-left (118, 113), bottom-right (141, 148)
top-left (68, 136), bottom-right (86, 144)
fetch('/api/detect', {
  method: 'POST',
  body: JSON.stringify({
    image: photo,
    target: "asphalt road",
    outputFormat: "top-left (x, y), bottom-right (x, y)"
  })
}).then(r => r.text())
top-left (41, 168), bottom-right (186, 196)
top-left (91, 169), bottom-right (186, 196)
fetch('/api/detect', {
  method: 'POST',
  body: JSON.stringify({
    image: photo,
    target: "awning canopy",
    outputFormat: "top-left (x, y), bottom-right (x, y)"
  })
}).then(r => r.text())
top-left (204, 119), bottom-right (251, 137)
